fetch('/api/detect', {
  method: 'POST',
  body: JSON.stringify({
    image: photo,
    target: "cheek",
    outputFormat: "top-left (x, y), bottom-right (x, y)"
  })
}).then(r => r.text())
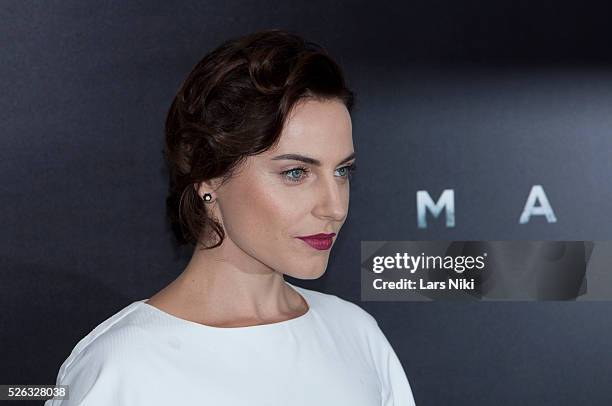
top-left (259, 191), bottom-right (313, 243)
top-left (221, 182), bottom-right (306, 243)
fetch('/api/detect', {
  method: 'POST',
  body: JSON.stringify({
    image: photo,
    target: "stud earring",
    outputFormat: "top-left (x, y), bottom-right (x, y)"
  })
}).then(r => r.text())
top-left (202, 193), bottom-right (213, 202)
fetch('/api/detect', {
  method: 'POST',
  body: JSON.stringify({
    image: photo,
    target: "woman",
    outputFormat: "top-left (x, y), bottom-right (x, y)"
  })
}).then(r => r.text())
top-left (46, 29), bottom-right (416, 406)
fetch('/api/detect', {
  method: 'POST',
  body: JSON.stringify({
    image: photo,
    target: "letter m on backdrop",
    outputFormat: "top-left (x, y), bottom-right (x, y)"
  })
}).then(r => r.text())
top-left (416, 189), bottom-right (455, 228)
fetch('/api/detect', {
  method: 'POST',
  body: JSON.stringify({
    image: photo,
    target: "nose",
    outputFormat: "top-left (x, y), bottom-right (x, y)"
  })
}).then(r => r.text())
top-left (312, 173), bottom-right (348, 222)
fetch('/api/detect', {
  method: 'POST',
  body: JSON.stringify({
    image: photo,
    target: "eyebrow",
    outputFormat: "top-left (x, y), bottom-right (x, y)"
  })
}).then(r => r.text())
top-left (271, 152), bottom-right (356, 166)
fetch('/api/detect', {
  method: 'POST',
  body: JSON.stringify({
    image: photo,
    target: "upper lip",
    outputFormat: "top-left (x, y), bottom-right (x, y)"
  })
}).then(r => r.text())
top-left (297, 233), bottom-right (336, 239)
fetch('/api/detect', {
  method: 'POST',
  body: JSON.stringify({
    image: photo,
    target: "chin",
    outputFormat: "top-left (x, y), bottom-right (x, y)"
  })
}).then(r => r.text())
top-left (285, 265), bottom-right (327, 280)
top-left (295, 272), bottom-right (325, 281)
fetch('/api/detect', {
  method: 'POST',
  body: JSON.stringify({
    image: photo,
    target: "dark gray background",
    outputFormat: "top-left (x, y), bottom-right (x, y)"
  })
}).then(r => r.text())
top-left (2, 1), bottom-right (611, 405)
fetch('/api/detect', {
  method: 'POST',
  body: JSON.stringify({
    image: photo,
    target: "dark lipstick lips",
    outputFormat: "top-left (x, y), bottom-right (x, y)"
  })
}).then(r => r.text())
top-left (297, 233), bottom-right (336, 239)
top-left (296, 233), bottom-right (336, 251)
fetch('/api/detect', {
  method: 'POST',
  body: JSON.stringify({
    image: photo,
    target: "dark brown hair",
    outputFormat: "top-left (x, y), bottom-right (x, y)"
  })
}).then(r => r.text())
top-left (163, 29), bottom-right (355, 250)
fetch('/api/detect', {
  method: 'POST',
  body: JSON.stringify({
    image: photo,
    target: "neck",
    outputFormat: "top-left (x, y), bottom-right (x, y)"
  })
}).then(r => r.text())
top-left (149, 238), bottom-right (307, 326)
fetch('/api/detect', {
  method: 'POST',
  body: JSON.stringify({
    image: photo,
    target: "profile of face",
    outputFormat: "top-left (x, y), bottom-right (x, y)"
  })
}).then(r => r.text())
top-left (197, 98), bottom-right (355, 280)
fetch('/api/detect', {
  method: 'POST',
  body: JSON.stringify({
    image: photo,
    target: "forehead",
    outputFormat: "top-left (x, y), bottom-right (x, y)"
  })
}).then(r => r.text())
top-left (272, 98), bottom-right (353, 153)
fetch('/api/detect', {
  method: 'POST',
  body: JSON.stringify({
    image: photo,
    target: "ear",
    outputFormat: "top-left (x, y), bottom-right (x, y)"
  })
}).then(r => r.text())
top-left (193, 178), bottom-right (223, 197)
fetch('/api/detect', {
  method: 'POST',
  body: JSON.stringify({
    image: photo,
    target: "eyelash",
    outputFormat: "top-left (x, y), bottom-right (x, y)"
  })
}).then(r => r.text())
top-left (281, 163), bottom-right (357, 183)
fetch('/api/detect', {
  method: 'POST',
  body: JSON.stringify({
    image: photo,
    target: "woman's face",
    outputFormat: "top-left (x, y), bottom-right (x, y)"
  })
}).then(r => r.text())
top-left (201, 98), bottom-right (354, 279)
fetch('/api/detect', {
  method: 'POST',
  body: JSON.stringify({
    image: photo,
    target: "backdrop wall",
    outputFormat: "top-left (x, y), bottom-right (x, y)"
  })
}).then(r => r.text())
top-left (2, 1), bottom-right (611, 405)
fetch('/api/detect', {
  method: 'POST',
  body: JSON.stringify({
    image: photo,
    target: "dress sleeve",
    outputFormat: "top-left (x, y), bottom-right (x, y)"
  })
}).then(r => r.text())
top-left (44, 345), bottom-right (121, 406)
top-left (370, 318), bottom-right (417, 406)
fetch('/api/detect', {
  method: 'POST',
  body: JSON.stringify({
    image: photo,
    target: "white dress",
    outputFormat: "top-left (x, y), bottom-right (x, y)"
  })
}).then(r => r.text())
top-left (45, 281), bottom-right (416, 405)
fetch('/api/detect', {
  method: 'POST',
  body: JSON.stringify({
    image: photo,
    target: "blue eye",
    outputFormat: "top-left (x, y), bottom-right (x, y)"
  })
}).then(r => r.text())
top-left (336, 163), bottom-right (357, 179)
top-left (280, 163), bottom-right (357, 184)
top-left (282, 167), bottom-right (310, 183)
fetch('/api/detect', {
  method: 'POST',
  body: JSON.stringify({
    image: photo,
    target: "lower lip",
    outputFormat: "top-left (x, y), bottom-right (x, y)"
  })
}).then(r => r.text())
top-left (297, 237), bottom-right (333, 250)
